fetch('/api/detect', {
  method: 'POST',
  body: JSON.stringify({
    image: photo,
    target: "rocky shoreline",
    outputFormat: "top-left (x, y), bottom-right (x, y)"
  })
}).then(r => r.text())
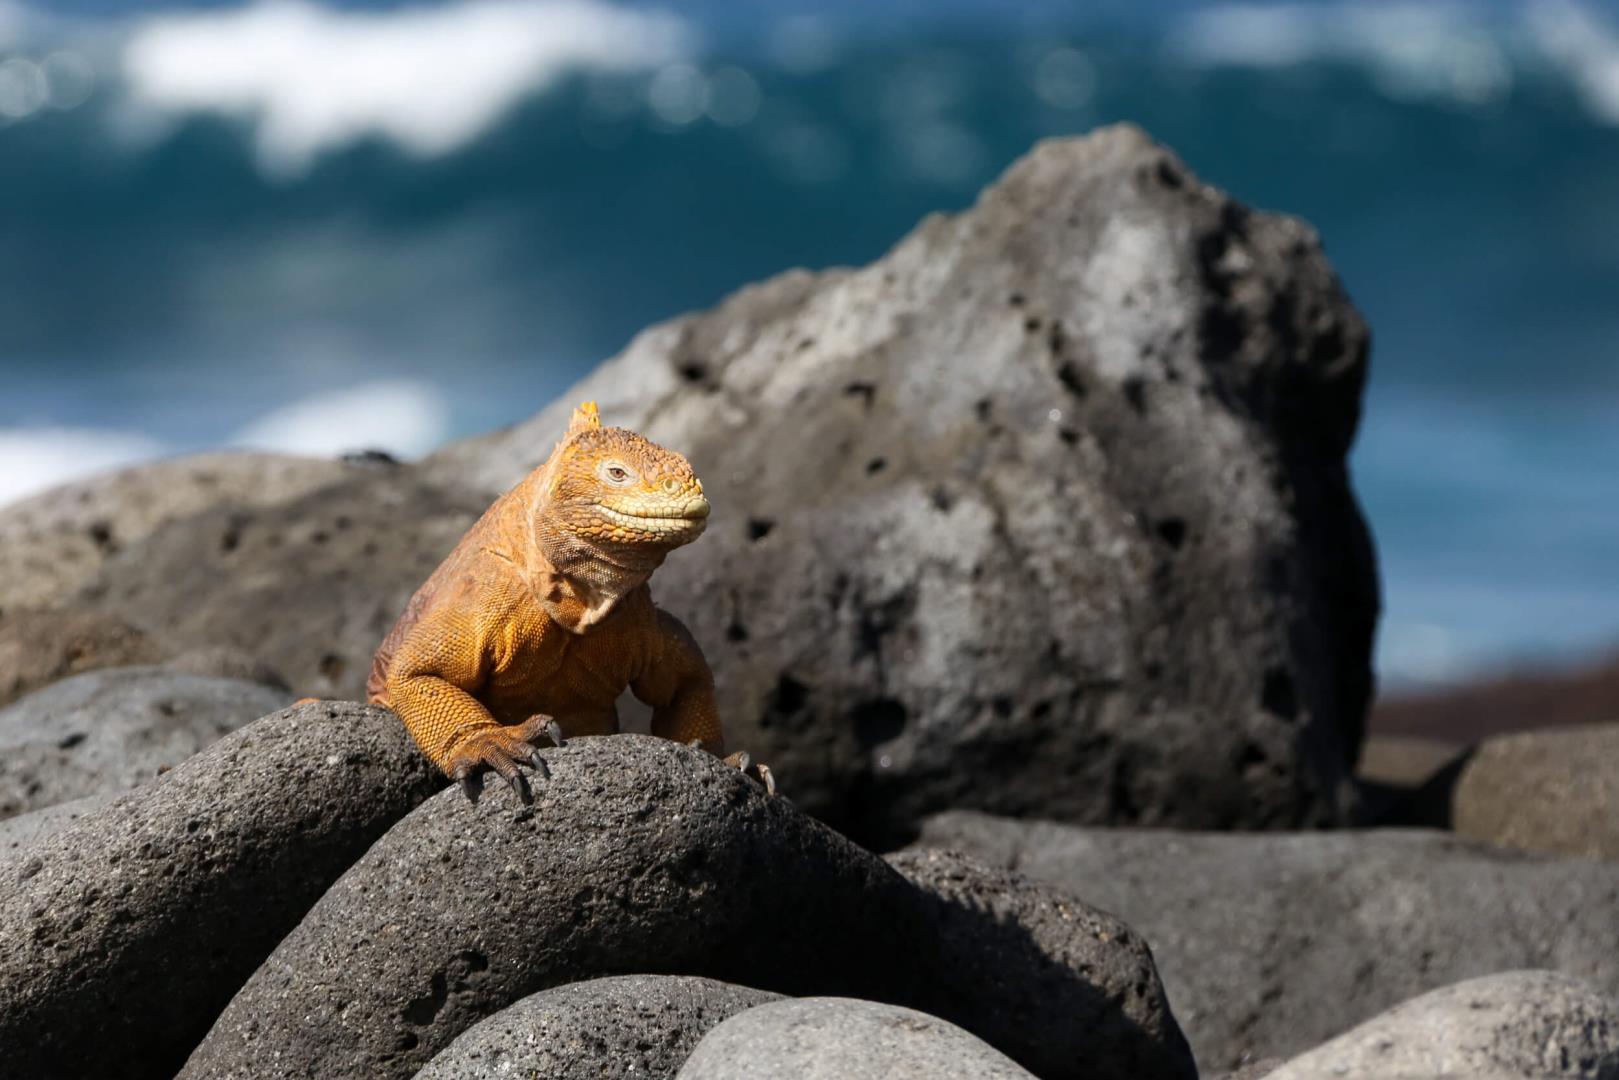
top-left (1, 126), bottom-right (1614, 1078)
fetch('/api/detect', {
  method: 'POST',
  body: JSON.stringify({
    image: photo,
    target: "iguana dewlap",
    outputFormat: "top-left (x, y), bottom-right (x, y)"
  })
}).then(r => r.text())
top-left (368, 401), bottom-right (769, 799)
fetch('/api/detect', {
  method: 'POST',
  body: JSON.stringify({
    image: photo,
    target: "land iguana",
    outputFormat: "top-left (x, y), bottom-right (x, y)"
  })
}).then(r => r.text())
top-left (367, 401), bottom-right (772, 801)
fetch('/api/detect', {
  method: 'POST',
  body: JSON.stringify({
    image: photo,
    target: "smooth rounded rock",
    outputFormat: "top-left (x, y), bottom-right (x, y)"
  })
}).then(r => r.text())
top-left (427, 123), bottom-right (1376, 844)
top-left (916, 810), bottom-right (1619, 1074)
top-left (182, 735), bottom-right (1194, 1080)
top-left (889, 847), bottom-right (1189, 1080)
top-left (0, 606), bottom-right (162, 708)
top-left (1452, 724), bottom-right (1619, 862)
top-left (0, 665), bottom-right (289, 819)
top-left (0, 701), bottom-right (443, 1079)
top-left (0, 451), bottom-right (354, 610)
top-left (417, 975), bottom-right (781, 1080)
top-left (1266, 971), bottom-right (1619, 1080)
top-left (676, 997), bottom-right (1036, 1079)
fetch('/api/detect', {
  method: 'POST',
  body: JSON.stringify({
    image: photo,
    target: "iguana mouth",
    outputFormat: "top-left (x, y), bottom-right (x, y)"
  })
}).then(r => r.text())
top-left (596, 501), bottom-right (710, 533)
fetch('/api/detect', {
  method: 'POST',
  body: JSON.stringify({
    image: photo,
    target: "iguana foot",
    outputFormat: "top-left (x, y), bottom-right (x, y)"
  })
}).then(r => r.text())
top-left (447, 715), bottom-right (557, 804)
top-left (720, 747), bottom-right (778, 796)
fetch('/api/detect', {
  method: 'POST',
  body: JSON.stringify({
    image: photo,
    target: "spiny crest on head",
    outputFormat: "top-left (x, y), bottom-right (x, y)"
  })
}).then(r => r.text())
top-left (568, 400), bottom-right (601, 435)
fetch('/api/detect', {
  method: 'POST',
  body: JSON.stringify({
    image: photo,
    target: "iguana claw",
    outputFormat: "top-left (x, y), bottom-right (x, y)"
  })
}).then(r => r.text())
top-left (446, 723), bottom-right (551, 805)
top-left (721, 750), bottom-right (777, 796)
top-left (544, 719), bottom-right (567, 748)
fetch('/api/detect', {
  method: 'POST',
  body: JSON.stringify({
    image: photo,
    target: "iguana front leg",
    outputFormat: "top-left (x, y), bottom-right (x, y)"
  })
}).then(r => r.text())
top-left (385, 609), bottom-right (557, 802)
top-left (634, 609), bottom-right (776, 794)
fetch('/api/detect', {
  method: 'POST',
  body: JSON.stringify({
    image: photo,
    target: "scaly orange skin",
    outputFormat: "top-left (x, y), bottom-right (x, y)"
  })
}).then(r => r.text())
top-left (368, 402), bottom-right (753, 793)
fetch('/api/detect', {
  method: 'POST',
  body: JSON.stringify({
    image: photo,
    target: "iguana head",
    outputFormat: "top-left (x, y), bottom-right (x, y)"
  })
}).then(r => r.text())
top-left (541, 401), bottom-right (710, 557)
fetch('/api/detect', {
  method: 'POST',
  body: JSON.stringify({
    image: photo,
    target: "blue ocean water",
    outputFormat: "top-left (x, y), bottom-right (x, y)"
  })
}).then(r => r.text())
top-left (1, 0), bottom-right (1616, 689)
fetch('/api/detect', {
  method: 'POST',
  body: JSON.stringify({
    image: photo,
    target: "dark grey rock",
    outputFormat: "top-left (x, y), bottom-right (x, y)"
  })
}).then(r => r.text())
top-left (417, 975), bottom-right (781, 1080)
top-left (1451, 724), bottom-right (1619, 863)
top-left (0, 793), bottom-right (113, 858)
top-left (182, 735), bottom-right (1193, 1080)
top-left (426, 123), bottom-right (1376, 844)
top-left (0, 606), bottom-right (163, 709)
top-left (0, 701), bottom-right (443, 1080)
top-left (0, 451), bottom-right (355, 610)
top-left (888, 847), bottom-right (1190, 1079)
top-left (915, 810), bottom-right (1619, 1074)
top-left (676, 997), bottom-right (1036, 1079)
top-left (0, 666), bottom-right (289, 819)
top-left (75, 471), bottom-right (487, 698)
top-left (1267, 971), bottom-right (1619, 1080)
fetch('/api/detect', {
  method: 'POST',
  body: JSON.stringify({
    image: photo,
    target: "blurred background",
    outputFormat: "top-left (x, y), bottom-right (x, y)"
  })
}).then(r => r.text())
top-left (1, 0), bottom-right (1615, 702)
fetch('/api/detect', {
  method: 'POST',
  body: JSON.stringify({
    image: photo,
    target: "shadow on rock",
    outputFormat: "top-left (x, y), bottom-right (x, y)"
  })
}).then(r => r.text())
top-left (182, 735), bottom-right (1195, 1080)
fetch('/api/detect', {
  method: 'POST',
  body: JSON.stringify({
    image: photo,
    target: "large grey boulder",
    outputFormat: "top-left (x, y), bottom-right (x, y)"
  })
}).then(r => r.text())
top-left (417, 976), bottom-right (781, 1080)
top-left (916, 810), bottom-right (1619, 1074)
top-left (0, 451), bottom-right (355, 610)
top-left (75, 470), bottom-right (488, 698)
top-left (1266, 971), bottom-right (1619, 1080)
top-left (676, 997), bottom-right (1036, 1079)
top-left (1450, 724), bottom-right (1619, 863)
top-left (0, 701), bottom-right (443, 1080)
top-left (427, 123), bottom-right (1376, 842)
top-left (182, 735), bottom-right (1194, 1080)
top-left (0, 666), bottom-right (288, 819)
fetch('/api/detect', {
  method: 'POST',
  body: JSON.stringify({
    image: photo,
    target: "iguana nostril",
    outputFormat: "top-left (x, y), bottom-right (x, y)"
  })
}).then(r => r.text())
top-left (662, 478), bottom-right (682, 495)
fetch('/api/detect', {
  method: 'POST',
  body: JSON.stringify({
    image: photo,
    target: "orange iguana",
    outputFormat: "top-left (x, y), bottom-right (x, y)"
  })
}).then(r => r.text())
top-left (367, 401), bottom-right (771, 801)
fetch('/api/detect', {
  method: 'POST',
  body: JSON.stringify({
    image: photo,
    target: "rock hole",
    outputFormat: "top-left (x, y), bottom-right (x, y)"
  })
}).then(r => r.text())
top-left (319, 653), bottom-right (346, 681)
top-left (797, 337), bottom-right (817, 351)
top-left (1056, 361), bottom-right (1087, 399)
top-left (677, 361), bottom-right (708, 383)
top-left (403, 971), bottom-right (449, 1026)
top-left (865, 457), bottom-right (887, 475)
top-left (1156, 159), bottom-right (1183, 188)
top-left (768, 674), bottom-right (809, 718)
top-left (930, 486), bottom-right (955, 512)
top-left (991, 696), bottom-right (1013, 719)
top-left (57, 732), bottom-right (86, 750)
top-left (1122, 377), bottom-right (1147, 415)
top-left (1058, 427), bottom-right (1079, 447)
top-left (1024, 316), bottom-right (1043, 333)
top-left (746, 518), bottom-right (774, 542)
top-left (219, 527), bottom-right (241, 554)
top-left (974, 398), bottom-right (993, 423)
top-left (843, 382), bottom-right (876, 408)
top-left (1155, 518), bottom-right (1187, 549)
top-left (1007, 292), bottom-right (1025, 307)
top-left (1261, 666), bottom-right (1299, 721)
top-left (87, 520), bottom-right (116, 553)
top-left (725, 621), bottom-right (748, 643)
top-left (852, 698), bottom-right (907, 748)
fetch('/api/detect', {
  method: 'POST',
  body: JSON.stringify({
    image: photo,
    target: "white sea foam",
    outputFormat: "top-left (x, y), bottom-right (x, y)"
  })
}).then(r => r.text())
top-left (118, 0), bottom-right (692, 175)
top-left (1166, 1), bottom-right (1520, 108)
top-left (229, 378), bottom-right (451, 458)
top-left (0, 426), bottom-right (166, 507)
top-left (1527, 0), bottom-right (1619, 124)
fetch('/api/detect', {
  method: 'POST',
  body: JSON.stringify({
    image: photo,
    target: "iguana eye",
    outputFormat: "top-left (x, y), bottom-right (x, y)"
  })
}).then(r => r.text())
top-left (603, 464), bottom-right (632, 484)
